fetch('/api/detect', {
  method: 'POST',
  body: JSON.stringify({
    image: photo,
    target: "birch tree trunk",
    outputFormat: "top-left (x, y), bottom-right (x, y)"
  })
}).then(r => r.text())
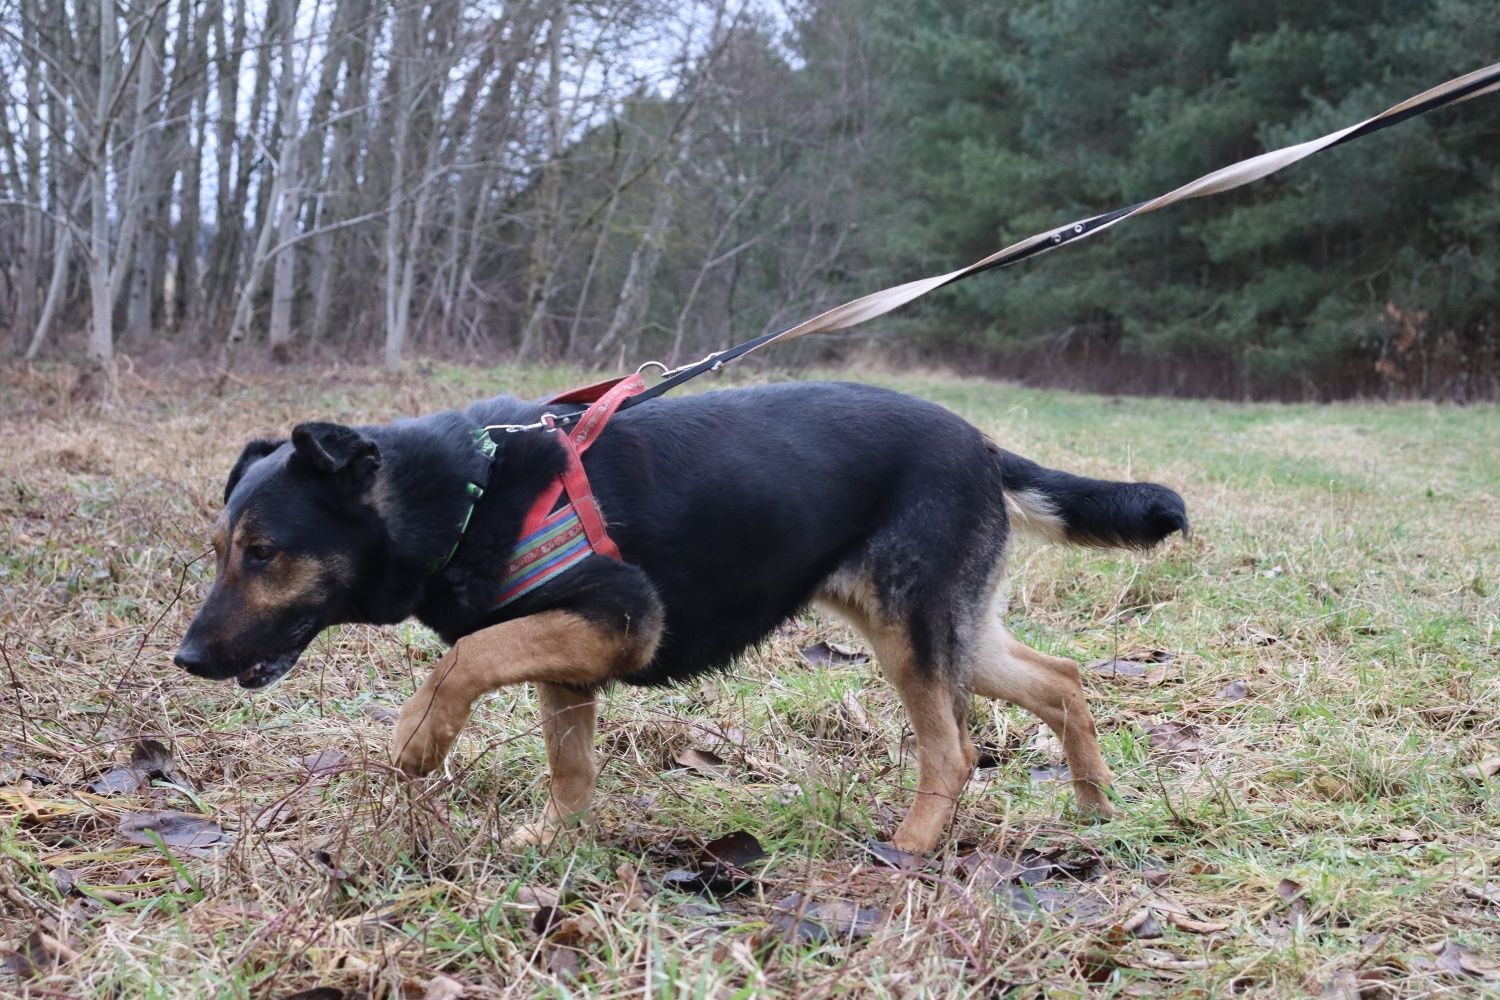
top-left (16, 0), bottom-right (45, 349)
top-left (515, 4), bottom-right (568, 362)
top-left (26, 182), bottom-right (91, 360)
top-left (381, 2), bottom-right (421, 370)
top-left (267, 0), bottom-right (302, 358)
top-left (88, 0), bottom-right (119, 388)
top-left (594, 127), bottom-right (692, 358)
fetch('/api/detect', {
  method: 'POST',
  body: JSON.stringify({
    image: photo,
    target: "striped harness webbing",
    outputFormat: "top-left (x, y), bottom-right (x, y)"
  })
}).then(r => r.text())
top-left (494, 374), bottom-right (646, 607)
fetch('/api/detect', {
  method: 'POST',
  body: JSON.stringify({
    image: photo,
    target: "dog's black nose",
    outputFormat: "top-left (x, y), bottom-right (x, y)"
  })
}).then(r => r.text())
top-left (173, 644), bottom-right (209, 675)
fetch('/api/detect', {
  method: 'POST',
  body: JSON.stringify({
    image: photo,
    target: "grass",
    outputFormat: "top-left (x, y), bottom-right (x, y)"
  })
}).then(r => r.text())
top-left (1, 361), bottom-right (1497, 998)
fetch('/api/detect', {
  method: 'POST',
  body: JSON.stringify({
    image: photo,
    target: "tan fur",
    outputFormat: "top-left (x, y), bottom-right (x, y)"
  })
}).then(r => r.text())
top-left (213, 520), bottom-right (326, 631)
top-left (816, 575), bottom-right (977, 855)
top-left (507, 683), bottom-right (600, 846)
top-left (1004, 487), bottom-right (1070, 545)
top-left (816, 564), bottom-right (1113, 853)
top-left (968, 603), bottom-right (1114, 817)
top-left (210, 512), bottom-right (229, 559)
top-left (392, 610), bottom-right (658, 788)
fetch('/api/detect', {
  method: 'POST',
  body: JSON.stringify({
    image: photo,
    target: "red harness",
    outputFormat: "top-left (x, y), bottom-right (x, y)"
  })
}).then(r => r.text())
top-left (493, 374), bottom-right (644, 606)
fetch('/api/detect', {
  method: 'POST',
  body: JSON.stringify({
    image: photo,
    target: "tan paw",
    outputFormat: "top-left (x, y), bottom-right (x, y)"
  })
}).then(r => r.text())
top-left (890, 821), bottom-right (944, 857)
top-left (504, 819), bottom-right (562, 849)
top-left (1074, 781), bottom-right (1117, 820)
top-left (504, 810), bottom-right (586, 850)
top-left (392, 700), bottom-right (462, 776)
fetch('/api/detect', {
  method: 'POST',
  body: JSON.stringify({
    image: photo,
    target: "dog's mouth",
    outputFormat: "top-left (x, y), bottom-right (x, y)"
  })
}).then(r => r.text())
top-left (235, 649), bottom-right (302, 689)
top-left (232, 623), bottom-right (318, 689)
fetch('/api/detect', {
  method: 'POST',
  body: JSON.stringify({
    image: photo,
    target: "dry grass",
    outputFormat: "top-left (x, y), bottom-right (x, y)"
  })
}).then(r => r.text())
top-left (1, 362), bottom-right (1497, 999)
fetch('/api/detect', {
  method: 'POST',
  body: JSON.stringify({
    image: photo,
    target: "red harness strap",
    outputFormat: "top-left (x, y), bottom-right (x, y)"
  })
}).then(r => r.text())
top-left (494, 374), bottom-right (644, 606)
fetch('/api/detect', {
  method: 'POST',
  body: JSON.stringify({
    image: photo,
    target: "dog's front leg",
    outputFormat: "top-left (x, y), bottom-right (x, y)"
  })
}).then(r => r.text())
top-left (505, 682), bottom-right (599, 846)
top-left (392, 609), bottom-right (649, 786)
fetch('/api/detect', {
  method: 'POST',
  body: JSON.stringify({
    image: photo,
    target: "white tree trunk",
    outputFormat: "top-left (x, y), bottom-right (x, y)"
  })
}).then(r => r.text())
top-left (267, 0), bottom-right (303, 356)
top-left (88, 0), bottom-right (118, 385)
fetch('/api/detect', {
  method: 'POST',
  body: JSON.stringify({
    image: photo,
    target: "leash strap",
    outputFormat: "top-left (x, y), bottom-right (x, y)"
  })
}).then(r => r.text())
top-left (534, 60), bottom-right (1500, 431)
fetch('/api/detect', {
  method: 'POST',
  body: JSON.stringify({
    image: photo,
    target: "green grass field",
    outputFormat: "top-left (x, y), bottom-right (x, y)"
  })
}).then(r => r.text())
top-left (1, 364), bottom-right (1496, 998)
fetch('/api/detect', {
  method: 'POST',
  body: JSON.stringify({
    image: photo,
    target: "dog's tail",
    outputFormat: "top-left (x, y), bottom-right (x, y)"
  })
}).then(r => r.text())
top-left (993, 445), bottom-right (1188, 549)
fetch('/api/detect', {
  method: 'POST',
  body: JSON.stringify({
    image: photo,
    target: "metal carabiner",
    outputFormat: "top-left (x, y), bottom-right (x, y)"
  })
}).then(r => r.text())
top-left (483, 413), bottom-right (561, 434)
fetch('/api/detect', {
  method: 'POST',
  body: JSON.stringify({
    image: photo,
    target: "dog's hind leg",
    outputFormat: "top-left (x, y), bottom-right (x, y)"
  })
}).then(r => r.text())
top-left (885, 656), bottom-right (976, 855)
top-left (970, 620), bottom-right (1114, 818)
top-left (817, 585), bottom-right (976, 855)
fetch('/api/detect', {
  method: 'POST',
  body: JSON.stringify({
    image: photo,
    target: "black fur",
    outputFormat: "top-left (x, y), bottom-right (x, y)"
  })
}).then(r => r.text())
top-left (224, 438), bottom-right (285, 502)
top-left (996, 448), bottom-right (1188, 548)
top-left (178, 382), bottom-right (1186, 690)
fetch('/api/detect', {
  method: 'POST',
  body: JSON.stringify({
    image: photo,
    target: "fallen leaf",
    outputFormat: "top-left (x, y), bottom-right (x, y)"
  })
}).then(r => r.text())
top-left (864, 839), bottom-right (929, 873)
top-left (88, 766), bottom-right (144, 795)
top-left (420, 974), bottom-right (466, 1000)
top-left (253, 800), bottom-right (299, 831)
top-left (1462, 757), bottom-right (1500, 780)
top-left (799, 641), bottom-right (870, 667)
top-left (515, 885), bottom-right (563, 909)
top-left (1276, 877), bottom-right (1310, 931)
top-left (118, 810), bottom-right (224, 851)
top-left (1433, 940), bottom-right (1500, 981)
top-left (280, 989), bottom-right (345, 1000)
top-left (1, 929), bottom-right (80, 977)
top-left (1028, 764), bottom-right (1071, 783)
top-left (1215, 679), bottom-right (1250, 701)
top-left (1145, 721), bottom-right (1201, 756)
top-left (1159, 910), bottom-right (1227, 934)
top-left (959, 851), bottom-right (1026, 888)
top-left (50, 867), bottom-right (77, 895)
top-left (1088, 650), bottom-right (1172, 677)
top-left (542, 944), bottom-right (582, 981)
top-left (1461, 883), bottom-right (1500, 907)
top-left (360, 704), bottom-right (400, 725)
top-left (1142, 868), bottom-right (1170, 888)
top-left (673, 748), bottom-right (728, 777)
top-left (301, 749), bottom-right (347, 777)
top-left (615, 863), bottom-right (644, 909)
top-left (1000, 882), bottom-right (1110, 924)
top-left (839, 689), bottom-right (873, 734)
top-left (1370, 827), bottom-right (1425, 845)
top-left (702, 830), bottom-right (766, 870)
top-left (769, 893), bottom-right (887, 943)
top-left (1119, 909), bottom-right (1164, 940)
top-left (662, 831), bottom-right (766, 898)
top-left (1124, 949), bottom-right (1210, 972)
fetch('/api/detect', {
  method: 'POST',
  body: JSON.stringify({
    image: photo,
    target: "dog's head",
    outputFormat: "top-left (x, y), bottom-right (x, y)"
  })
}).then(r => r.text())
top-left (174, 422), bottom-right (386, 688)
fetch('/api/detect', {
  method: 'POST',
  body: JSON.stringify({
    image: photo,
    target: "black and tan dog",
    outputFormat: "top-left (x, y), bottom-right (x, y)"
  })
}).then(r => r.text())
top-left (175, 381), bottom-right (1185, 853)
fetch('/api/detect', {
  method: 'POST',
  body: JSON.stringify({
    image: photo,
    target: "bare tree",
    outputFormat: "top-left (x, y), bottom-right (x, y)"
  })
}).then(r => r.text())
top-left (5, 0), bottom-right (876, 378)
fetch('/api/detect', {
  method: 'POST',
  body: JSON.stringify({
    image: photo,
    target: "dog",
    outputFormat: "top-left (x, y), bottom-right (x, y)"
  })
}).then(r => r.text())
top-left (174, 380), bottom-right (1186, 853)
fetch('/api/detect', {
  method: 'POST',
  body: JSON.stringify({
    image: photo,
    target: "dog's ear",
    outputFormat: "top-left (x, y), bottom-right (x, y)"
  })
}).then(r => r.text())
top-left (290, 422), bottom-right (382, 490)
top-left (224, 438), bottom-right (286, 503)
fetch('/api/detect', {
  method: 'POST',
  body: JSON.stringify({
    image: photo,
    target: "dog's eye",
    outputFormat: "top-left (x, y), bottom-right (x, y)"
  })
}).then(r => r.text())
top-left (246, 544), bottom-right (275, 563)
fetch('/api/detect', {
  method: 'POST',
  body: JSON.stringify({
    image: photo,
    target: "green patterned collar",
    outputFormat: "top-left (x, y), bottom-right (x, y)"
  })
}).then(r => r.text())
top-left (429, 427), bottom-right (498, 574)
